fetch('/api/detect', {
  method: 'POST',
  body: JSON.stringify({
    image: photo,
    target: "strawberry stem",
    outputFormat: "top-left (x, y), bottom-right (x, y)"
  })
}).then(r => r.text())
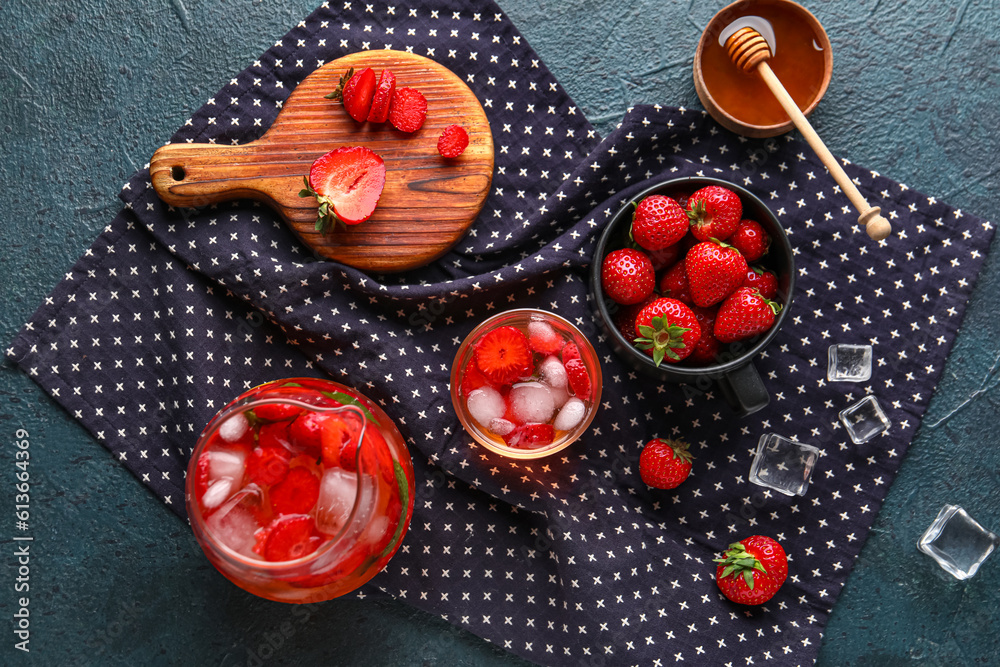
top-left (634, 315), bottom-right (691, 367)
top-left (713, 542), bottom-right (767, 590)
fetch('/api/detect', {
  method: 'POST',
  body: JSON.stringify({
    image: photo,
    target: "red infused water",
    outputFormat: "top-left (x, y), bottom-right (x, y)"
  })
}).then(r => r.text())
top-left (187, 378), bottom-right (414, 603)
top-left (451, 309), bottom-right (602, 459)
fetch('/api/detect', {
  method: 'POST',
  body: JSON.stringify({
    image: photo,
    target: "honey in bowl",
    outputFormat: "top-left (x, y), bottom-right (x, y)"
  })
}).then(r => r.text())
top-left (694, 0), bottom-right (832, 137)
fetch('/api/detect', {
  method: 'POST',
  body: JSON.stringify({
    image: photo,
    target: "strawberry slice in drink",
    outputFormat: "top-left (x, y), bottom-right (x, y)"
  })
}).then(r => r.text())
top-left (262, 515), bottom-right (323, 562)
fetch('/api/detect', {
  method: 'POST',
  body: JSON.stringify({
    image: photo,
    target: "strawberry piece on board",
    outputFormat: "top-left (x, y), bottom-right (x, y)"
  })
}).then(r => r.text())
top-left (300, 146), bottom-right (386, 232)
top-left (388, 87), bottom-right (427, 133)
top-left (437, 124), bottom-right (469, 158)
top-left (366, 69), bottom-right (396, 123)
top-left (327, 67), bottom-right (377, 122)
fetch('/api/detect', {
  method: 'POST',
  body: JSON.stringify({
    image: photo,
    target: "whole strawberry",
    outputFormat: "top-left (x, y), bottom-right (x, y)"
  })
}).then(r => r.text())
top-left (685, 305), bottom-right (721, 364)
top-left (658, 259), bottom-right (692, 304)
top-left (633, 297), bottom-right (700, 365)
top-left (631, 194), bottom-right (689, 252)
top-left (714, 286), bottom-right (781, 343)
top-left (714, 535), bottom-right (788, 605)
top-left (729, 219), bottom-right (770, 261)
top-left (639, 438), bottom-right (693, 489)
top-left (685, 239), bottom-right (748, 308)
top-left (687, 185), bottom-right (742, 242)
top-left (601, 248), bottom-right (655, 305)
top-left (742, 266), bottom-right (778, 300)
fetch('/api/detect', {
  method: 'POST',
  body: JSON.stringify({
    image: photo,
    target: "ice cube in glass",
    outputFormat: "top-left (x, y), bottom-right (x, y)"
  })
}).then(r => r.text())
top-left (839, 395), bottom-right (890, 444)
top-left (917, 504), bottom-right (999, 580)
top-left (749, 433), bottom-right (820, 497)
top-left (827, 344), bottom-right (873, 382)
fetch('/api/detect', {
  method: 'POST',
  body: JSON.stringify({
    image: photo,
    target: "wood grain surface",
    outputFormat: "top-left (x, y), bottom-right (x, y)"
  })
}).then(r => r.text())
top-left (150, 51), bottom-right (494, 272)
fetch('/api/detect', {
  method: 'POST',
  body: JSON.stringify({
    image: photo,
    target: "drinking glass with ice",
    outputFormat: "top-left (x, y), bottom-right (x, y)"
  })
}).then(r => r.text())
top-left (450, 309), bottom-right (602, 459)
top-left (186, 378), bottom-right (415, 603)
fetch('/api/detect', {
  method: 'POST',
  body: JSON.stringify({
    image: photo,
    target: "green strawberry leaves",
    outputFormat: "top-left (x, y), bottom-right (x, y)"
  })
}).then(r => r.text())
top-left (713, 541), bottom-right (768, 590)
top-left (323, 66), bottom-right (354, 102)
top-left (634, 315), bottom-right (692, 366)
top-left (298, 176), bottom-right (345, 233)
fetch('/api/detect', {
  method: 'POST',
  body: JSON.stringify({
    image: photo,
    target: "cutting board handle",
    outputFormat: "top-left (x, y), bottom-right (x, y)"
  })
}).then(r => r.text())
top-left (150, 142), bottom-right (304, 209)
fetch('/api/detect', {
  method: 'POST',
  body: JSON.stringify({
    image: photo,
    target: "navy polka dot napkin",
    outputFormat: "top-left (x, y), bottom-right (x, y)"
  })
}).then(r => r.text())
top-left (6, 1), bottom-right (994, 665)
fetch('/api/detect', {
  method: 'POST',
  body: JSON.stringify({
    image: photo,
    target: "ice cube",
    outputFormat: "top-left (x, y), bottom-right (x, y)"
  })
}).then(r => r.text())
top-left (918, 505), bottom-right (999, 580)
top-left (316, 468), bottom-right (359, 535)
top-left (208, 447), bottom-right (247, 484)
top-left (538, 356), bottom-right (568, 389)
top-left (206, 484), bottom-right (263, 557)
top-left (201, 477), bottom-right (235, 510)
top-left (553, 397), bottom-right (586, 432)
top-left (527, 319), bottom-right (561, 352)
top-left (488, 418), bottom-right (516, 436)
top-left (466, 387), bottom-right (506, 426)
top-left (839, 395), bottom-right (890, 444)
top-left (218, 413), bottom-right (250, 442)
top-left (748, 433), bottom-right (820, 497)
top-left (546, 383), bottom-right (570, 410)
top-left (508, 382), bottom-right (556, 424)
top-left (827, 344), bottom-right (873, 382)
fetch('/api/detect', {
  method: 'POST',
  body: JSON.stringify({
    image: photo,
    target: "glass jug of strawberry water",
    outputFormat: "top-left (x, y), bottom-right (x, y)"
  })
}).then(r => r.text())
top-left (186, 378), bottom-right (415, 603)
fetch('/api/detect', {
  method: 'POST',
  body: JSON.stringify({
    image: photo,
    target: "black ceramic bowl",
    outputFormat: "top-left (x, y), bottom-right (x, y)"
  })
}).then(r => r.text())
top-left (589, 177), bottom-right (795, 415)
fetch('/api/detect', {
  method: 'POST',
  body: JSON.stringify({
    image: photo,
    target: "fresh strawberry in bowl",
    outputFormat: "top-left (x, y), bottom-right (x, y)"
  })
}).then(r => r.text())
top-left (589, 176), bottom-right (794, 415)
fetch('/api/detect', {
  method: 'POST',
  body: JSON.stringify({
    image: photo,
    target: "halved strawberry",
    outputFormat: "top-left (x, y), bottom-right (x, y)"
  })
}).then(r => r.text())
top-left (474, 325), bottom-right (532, 385)
top-left (326, 67), bottom-right (377, 122)
top-left (366, 69), bottom-right (396, 123)
top-left (504, 423), bottom-right (555, 449)
top-left (299, 146), bottom-right (386, 232)
top-left (437, 124), bottom-right (469, 158)
top-left (269, 467), bottom-right (321, 515)
top-left (388, 87), bottom-right (427, 133)
top-left (262, 515), bottom-right (322, 562)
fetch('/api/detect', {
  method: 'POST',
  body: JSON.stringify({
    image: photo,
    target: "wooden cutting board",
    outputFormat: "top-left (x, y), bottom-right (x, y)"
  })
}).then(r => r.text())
top-left (149, 51), bottom-right (494, 273)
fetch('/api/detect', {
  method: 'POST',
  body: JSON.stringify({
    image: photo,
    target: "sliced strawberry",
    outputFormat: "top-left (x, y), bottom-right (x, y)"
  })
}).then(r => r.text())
top-left (366, 69), bottom-right (396, 123)
top-left (301, 146), bottom-right (386, 232)
top-left (262, 515), bottom-right (322, 562)
top-left (460, 358), bottom-right (493, 397)
top-left (253, 403), bottom-right (302, 422)
top-left (561, 341), bottom-right (582, 364)
top-left (504, 423), bottom-right (555, 449)
top-left (340, 67), bottom-right (377, 122)
top-left (388, 87), bottom-right (427, 133)
top-left (527, 320), bottom-right (563, 355)
top-left (287, 412), bottom-right (327, 456)
top-left (474, 325), bottom-right (532, 385)
top-left (269, 467), bottom-right (321, 515)
top-left (564, 358), bottom-right (592, 398)
top-left (194, 453), bottom-right (211, 500)
top-left (245, 445), bottom-right (291, 487)
top-left (320, 416), bottom-right (352, 469)
top-left (437, 124), bottom-right (469, 158)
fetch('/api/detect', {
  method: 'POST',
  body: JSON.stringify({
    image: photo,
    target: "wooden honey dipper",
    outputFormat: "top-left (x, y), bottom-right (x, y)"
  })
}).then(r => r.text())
top-left (724, 27), bottom-right (891, 241)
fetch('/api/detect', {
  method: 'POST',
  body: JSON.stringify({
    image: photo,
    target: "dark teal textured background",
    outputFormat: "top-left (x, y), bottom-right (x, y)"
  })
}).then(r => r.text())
top-left (1, 0), bottom-right (998, 665)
